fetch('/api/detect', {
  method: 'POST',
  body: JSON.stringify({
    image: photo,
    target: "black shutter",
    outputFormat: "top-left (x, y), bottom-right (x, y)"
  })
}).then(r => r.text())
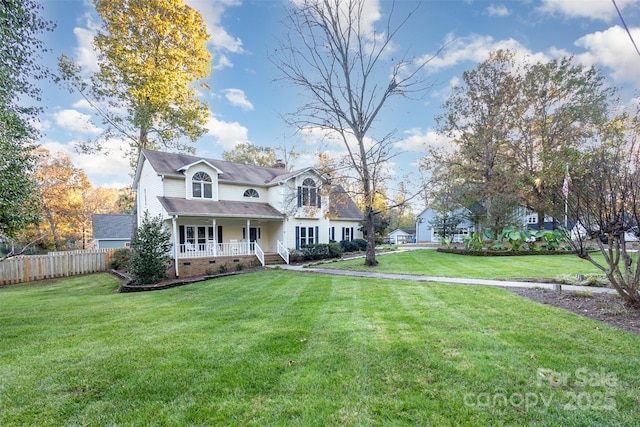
top-left (342, 227), bottom-right (345, 241)
top-left (297, 187), bottom-right (302, 207)
top-left (350, 227), bottom-right (354, 241)
top-left (217, 225), bottom-right (223, 243)
top-left (295, 226), bottom-right (300, 249)
top-left (317, 193), bottom-right (322, 209)
top-left (315, 226), bottom-right (319, 244)
top-left (179, 226), bottom-right (185, 244)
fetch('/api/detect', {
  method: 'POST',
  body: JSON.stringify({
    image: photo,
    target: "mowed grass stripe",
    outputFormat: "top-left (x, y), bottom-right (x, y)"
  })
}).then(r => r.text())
top-left (322, 249), bottom-right (607, 279)
top-left (1, 271), bottom-right (639, 426)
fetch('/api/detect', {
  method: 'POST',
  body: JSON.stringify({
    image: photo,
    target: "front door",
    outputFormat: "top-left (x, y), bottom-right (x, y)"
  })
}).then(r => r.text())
top-left (244, 227), bottom-right (262, 245)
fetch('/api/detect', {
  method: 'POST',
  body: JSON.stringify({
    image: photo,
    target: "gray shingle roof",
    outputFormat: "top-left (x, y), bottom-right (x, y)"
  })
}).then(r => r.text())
top-left (92, 214), bottom-right (134, 239)
top-left (328, 186), bottom-right (363, 220)
top-left (158, 197), bottom-right (285, 219)
top-left (141, 149), bottom-right (310, 186)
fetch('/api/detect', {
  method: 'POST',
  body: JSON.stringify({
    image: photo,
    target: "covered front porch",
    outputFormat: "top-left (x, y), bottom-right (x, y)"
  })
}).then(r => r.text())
top-left (159, 197), bottom-right (290, 277)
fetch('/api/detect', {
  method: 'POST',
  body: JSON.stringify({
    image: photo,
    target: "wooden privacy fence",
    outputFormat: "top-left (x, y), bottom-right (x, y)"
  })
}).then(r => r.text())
top-left (0, 249), bottom-right (115, 286)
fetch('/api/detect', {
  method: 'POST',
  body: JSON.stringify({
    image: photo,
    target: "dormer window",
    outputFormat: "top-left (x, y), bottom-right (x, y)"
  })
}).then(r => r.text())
top-left (243, 188), bottom-right (259, 198)
top-left (192, 171), bottom-right (212, 199)
top-left (298, 178), bottom-right (321, 207)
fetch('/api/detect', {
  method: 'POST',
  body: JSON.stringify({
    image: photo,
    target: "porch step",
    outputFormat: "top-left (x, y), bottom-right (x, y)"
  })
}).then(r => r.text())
top-left (264, 252), bottom-right (286, 265)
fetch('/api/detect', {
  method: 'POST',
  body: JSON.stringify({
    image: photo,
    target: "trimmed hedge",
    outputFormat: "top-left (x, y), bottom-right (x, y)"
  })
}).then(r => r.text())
top-left (437, 248), bottom-right (577, 256)
top-left (289, 243), bottom-right (344, 262)
top-left (339, 238), bottom-right (367, 252)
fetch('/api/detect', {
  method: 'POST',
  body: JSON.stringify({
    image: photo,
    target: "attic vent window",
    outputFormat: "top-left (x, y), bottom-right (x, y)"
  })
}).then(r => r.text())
top-left (192, 171), bottom-right (212, 199)
top-left (243, 188), bottom-right (260, 198)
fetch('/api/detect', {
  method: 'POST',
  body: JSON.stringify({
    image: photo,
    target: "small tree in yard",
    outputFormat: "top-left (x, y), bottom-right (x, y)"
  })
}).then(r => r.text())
top-left (566, 110), bottom-right (640, 306)
top-left (129, 212), bottom-right (172, 285)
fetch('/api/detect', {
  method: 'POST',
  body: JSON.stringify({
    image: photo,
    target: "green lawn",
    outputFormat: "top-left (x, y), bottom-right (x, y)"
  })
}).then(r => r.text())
top-left (1, 271), bottom-right (639, 426)
top-left (321, 249), bottom-right (605, 280)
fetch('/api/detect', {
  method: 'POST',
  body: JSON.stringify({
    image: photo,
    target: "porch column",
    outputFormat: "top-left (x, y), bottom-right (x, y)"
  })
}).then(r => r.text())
top-left (246, 219), bottom-right (251, 254)
top-left (212, 218), bottom-right (217, 256)
top-left (172, 215), bottom-right (179, 278)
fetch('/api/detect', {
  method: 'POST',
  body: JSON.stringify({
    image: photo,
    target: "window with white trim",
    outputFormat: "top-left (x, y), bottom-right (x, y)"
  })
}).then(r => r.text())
top-left (192, 171), bottom-right (212, 199)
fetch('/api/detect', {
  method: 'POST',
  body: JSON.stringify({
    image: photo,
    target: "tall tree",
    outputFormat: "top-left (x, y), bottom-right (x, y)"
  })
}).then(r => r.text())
top-left (432, 50), bottom-right (522, 234)
top-left (0, 0), bottom-right (54, 246)
top-left (222, 143), bottom-right (278, 167)
top-left (22, 148), bottom-right (91, 251)
top-left (58, 0), bottom-right (212, 167)
top-left (273, 0), bottom-right (436, 266)
top-left (511, 57), bottom-right (613, 230)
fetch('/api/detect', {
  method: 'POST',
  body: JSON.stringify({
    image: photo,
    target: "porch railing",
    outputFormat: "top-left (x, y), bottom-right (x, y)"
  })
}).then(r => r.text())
top-left (277, 240), bottom-right (290, 264)
top-left (177, 242), bottom-right (254, 259)
top-left (254, 242), bottom-right (265, 266)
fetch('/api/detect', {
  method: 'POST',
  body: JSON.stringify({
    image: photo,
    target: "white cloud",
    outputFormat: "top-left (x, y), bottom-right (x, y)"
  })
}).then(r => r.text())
top-left (186, 0), bottom-right (244, 53)
top-left (418, 33), bottom-right (553, 74)
top-left (486, 4), bottom-right (510, 17)
top-left (538, 0), bottom-right (639, 22)
top-left (41, 138), bottom-right (132, 188)
top-left (54, 109), bottom-right (102, 135)
top-left (222, 88), bottom-right (254, 110)
top-left (204, 115), bottom-right (251, 149)
top-left (395, 128), bottom-right (450, 152)
top-left (214, 54), bottom-right (233, 70)
top-left (72, 99), bottom-right (93, 110)
top-left (73, 22), bottom-right (99, 72)
top-left (574, 25), bottom-right (640, 85)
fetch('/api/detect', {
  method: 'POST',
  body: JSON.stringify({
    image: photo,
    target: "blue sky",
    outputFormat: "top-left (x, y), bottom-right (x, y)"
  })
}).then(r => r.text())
top-left (36, 0), bottom-right (640, 199)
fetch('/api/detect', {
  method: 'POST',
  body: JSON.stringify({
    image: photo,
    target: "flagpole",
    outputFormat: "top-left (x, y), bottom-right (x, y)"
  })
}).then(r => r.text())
top-left (564, 164), bottom-right (569, 228)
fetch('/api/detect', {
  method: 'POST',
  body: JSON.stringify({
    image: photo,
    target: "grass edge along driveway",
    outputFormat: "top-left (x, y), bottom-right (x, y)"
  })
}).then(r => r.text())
top-left (319, 249), bottom-right (606, 281)
top-left (1, 271), bottom-right (638, 426)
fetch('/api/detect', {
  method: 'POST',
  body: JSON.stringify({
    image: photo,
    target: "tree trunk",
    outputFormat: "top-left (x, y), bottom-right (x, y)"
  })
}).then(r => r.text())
top-left (365, 206), bottom-right (378, 266)
top-left (537, 210), bottom-right (545, 232)
top-left (45, 208), bottom-right (61, 251)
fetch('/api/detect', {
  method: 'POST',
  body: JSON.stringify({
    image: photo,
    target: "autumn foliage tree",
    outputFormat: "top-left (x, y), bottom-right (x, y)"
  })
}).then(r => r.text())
top-left (58, 0), bottom-right (212, 167)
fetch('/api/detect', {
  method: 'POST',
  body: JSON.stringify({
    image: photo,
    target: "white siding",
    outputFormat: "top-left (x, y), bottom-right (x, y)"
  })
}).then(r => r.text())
top-left (137, 159), bottom-right (165, 220)
top-left (218, 183), bottom-right (269, 202)
top-left (329, 220), bottom-right (363, 241)
top-left (164, 177), bottom-right (185, 198)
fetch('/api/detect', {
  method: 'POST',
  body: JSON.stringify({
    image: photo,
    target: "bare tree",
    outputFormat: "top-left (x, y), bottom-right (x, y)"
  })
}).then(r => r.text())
top-left (566, 109), bottom-right (640, 306)
top-left (273, 0), bottom-right (437, 266)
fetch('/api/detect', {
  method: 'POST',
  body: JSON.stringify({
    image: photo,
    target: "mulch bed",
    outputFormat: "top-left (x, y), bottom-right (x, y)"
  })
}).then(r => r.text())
top-left (510, 287), bottom-right (640, 335)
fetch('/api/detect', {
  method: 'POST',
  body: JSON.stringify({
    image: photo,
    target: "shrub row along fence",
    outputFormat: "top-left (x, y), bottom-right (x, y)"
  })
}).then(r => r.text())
top-left (0, 249), bottom-right (115, 286)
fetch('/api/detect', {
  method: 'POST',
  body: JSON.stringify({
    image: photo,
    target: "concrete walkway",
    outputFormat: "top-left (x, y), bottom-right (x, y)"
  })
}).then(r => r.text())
top-left (275, 263), bottom-right (617, 294)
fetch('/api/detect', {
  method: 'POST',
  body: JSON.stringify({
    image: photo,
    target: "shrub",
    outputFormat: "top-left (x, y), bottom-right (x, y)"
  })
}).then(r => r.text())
top-left (290, 243), bottom-right (344, 262)
top-left (109, 247), bottom-right (130, 270)
top-left (218, 264), bottom-right (228, 274)
top-left (340, 239), bottom-right (367, 252)
top-left (129, 211), bottom-right (172, 285)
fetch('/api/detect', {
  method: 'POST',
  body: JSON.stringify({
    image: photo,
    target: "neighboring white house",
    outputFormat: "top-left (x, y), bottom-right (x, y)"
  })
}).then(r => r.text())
top-left (132, 150), bottom-right (363, 275)
top-left (92, 214), bottom-right (134, 249)
top-left (388, 228), bottom-right (415, 244)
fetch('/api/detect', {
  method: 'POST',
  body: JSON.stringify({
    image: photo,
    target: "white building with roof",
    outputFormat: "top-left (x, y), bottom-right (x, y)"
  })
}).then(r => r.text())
top-left (133, 150), bottom-right (363, 276)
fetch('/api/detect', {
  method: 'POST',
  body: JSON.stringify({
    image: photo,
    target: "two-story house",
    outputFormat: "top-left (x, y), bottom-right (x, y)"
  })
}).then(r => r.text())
top-left (132, 150), bottom-right (363, 277)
